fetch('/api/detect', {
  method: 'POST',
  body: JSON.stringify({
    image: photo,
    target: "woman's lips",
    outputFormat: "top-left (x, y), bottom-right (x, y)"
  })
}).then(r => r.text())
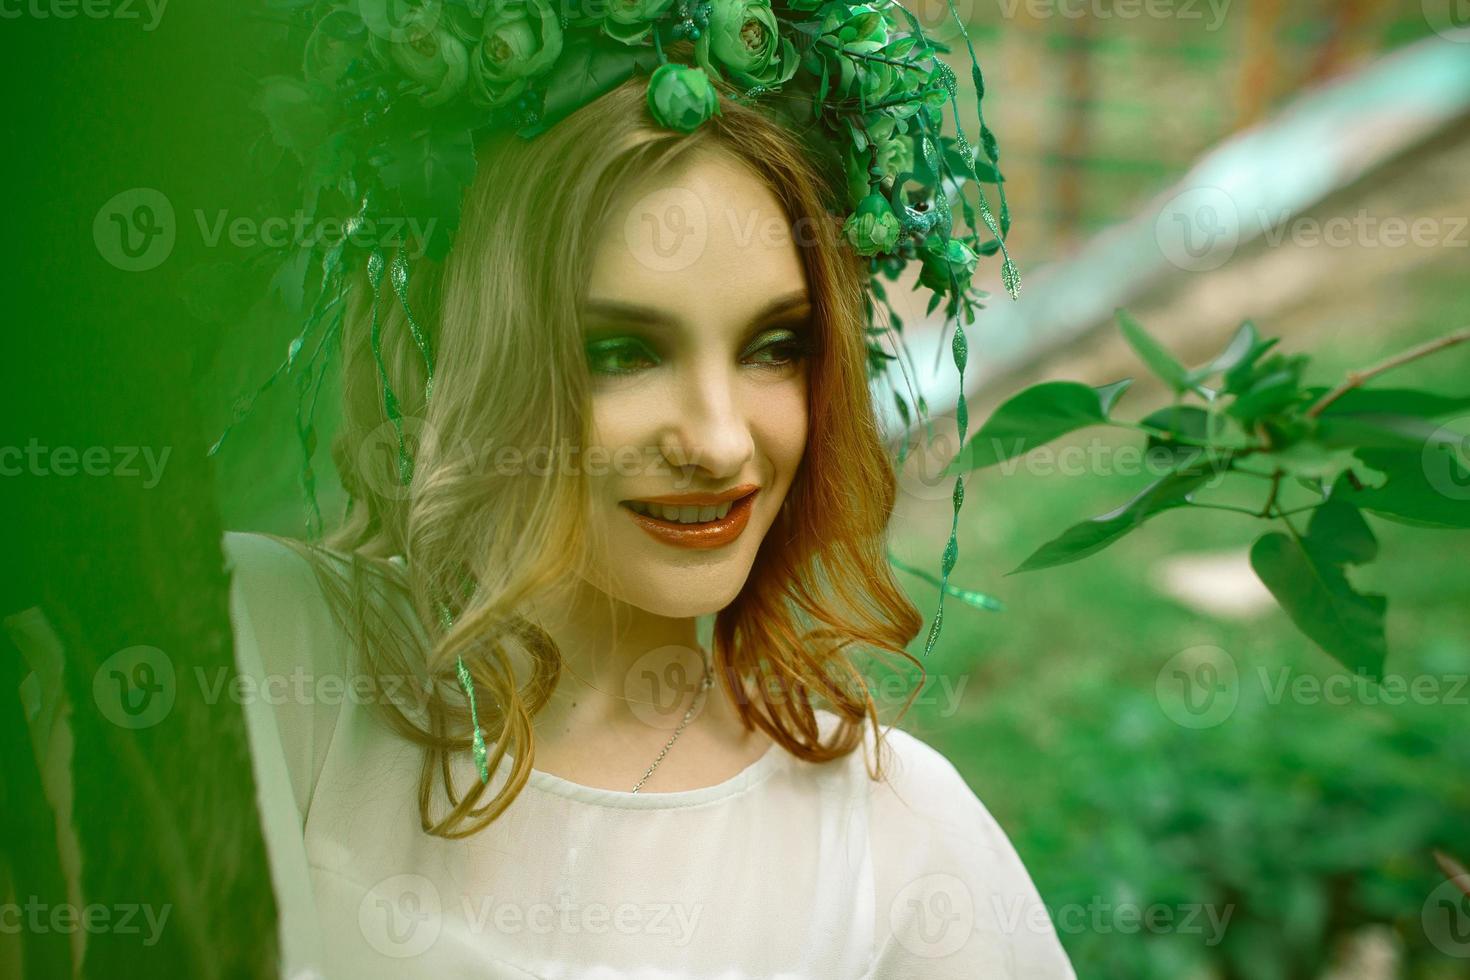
top-left (620, 490), bottom-right (759, 549)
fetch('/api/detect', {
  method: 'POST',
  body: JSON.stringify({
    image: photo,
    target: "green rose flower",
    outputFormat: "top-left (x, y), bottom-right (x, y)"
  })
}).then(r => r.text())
top-left (918, 235), bottom-right (979, 292)
top-left (471, 0), bottom-right (564, 108)
top-left (845, 192), bottom-right (901, 256)
top-left (603, 0), bottom-right (677, 45)
top-left (369, 22), bottom-right (471, 106)
top-left (646, 63), bottom-right (722, 133)
top-left (696, 0), bottom-right (799, 91)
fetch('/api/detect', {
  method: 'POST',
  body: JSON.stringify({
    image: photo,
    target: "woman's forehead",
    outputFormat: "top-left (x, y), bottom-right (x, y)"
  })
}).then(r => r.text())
top-left (584, 151), bottom-right (810, 327)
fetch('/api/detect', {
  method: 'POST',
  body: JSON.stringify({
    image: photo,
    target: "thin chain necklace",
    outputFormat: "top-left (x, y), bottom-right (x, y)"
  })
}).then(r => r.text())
top-left (630, 646), bottom-right (714, 794)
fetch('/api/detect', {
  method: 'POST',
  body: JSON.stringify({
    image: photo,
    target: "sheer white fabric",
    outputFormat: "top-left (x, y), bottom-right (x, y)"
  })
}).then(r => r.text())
top-left (224, 530), bottom-right (1076, 980)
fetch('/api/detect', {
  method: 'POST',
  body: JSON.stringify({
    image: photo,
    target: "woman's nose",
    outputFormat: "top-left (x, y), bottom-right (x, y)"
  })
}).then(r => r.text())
top-left (657, 365), bottom-right (754, 479)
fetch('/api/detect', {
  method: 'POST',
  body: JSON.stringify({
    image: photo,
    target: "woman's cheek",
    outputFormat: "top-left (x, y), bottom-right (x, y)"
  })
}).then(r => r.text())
top-left (751, 380), bottom-right (809, 485)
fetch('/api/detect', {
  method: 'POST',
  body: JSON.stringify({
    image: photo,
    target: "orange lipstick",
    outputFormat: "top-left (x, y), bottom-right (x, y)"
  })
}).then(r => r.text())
top-left (620, 485), bottom-right (760, 550)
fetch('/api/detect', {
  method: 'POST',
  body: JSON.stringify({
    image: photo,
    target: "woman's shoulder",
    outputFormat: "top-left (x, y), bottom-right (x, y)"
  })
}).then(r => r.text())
top-left (822, 711), bottom-right (1076, 977)
top-left (222, 531), bottom-right (370, 818)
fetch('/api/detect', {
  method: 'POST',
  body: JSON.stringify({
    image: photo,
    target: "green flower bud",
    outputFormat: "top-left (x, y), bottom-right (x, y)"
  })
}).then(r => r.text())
top-left (918, 235), bottom-right (979, 292)
top-left (696, 0), bottom-right (799, 90)
top-left (603, 0), bottom-right (677, 45)
top-left (471, 0), bottom-right (564, 107)
top-left (646, 63), bottom-right (722, 133)
top-left (845, 192), bottom-right (902, 256)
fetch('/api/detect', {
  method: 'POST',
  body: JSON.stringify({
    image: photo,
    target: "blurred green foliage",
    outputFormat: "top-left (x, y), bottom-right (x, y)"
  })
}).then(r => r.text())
top-left (890, 261), bottom-right (1470, 978)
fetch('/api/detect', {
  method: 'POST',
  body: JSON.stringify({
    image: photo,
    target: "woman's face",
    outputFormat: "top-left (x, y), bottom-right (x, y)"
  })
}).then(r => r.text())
top-left (578, 147), bottom-right (813, 618)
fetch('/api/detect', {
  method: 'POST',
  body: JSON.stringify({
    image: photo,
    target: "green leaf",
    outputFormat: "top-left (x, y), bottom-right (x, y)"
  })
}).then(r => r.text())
top-left (1185, 319), bottom-right (1259, 385)
top-left (1314, 412), bottom-right (1467, 452)
top-left (1302, 386), bottom-right (1470, 418)
top-left (1269, 441), bottom-right (1386, 489)
top-left (1009, 454), bottom-right (1223, 573)
top-left (252, 75), bottom-right (337, 164)
top-left (525, 40), bottom-right (655, 137)
top-left (1139, 405), bottom-right (1237, 467)
top-left (1226, 359), bottom-right (1308, 426)
top-left (945, 378), bottom-right (1132, 473)
top-left (1116, 309), bottom-right (1189, 394)
top-left (1338, 447), bottom-right (1470, 529)
top-left (1222, 336), bottom-right (1281, 396)
top-left (1248, 497), bottom-right (1387, 679)
top-left (372, 125), bottom-right (477, 261)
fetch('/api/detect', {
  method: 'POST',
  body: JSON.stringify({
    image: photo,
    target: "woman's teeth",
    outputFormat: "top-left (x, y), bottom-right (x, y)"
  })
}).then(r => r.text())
top-left (626, 500), bottom-right (734, 523)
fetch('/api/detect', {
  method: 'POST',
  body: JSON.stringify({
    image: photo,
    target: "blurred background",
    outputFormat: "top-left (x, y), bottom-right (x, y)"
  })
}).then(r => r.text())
top-left (5, 1), bottom-right (1468, 978)
top-left (873, 2), bottom-right (1470, 978)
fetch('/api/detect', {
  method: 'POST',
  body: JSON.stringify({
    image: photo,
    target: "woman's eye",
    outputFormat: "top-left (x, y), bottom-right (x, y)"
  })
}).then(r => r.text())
top-left (585, 338), bottom-right (658, 377)
top-left (745, 329), bottom-right (815, 370)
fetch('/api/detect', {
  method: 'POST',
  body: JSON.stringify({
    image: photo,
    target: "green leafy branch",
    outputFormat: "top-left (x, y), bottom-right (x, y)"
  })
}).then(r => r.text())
top-left (946, 313), bottom-right (1470, 679)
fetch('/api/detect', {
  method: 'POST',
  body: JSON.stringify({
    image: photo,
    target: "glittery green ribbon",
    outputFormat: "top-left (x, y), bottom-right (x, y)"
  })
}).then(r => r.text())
top-left (367, 248), bottom-right (413, 487)
top-left (438, 600), bottom-right (490, 784)
top-left (390, 249), bottom-right (435, 403)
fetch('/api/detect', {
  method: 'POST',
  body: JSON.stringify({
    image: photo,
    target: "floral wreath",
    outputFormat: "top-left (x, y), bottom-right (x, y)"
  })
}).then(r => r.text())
top-left (211, 0), bottom-right (1019, 777)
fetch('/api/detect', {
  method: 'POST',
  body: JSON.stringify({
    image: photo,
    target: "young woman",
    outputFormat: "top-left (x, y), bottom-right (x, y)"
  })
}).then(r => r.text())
top-left (227, 71), bottom-right (1076, 978)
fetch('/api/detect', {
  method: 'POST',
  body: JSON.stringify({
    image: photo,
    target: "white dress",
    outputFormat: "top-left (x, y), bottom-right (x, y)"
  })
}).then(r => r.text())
top-left (224, 531), bottom-right (1076, 980)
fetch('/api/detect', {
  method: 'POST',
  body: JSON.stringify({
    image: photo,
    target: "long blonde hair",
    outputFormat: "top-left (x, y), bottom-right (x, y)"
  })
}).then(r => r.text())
top-left (280, 65), bottom-right (926, 838)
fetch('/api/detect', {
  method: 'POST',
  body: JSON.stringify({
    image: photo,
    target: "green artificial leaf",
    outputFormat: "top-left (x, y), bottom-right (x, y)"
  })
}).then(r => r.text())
top-left (1185, 319), bottom-right (1259, 386)
top-left (527, 39), bottom-right (655, 137)
top-left (1249, 497), bottom-right (1387, 679)
top-left (945, 378), bottom-right (1132, 473)
top-left (881, 36), bottom-right (919, 60)
top-left (253, 75), bottom-right (337, 164)
top-left (1009, 453), bottom-right (1224, 573)
top-left (1116, 309), bottom-right (1189, 394)
top-left (1338, 447), bottom-right (1470, 528)
top-left (372, 124), bottom-right (477, 260)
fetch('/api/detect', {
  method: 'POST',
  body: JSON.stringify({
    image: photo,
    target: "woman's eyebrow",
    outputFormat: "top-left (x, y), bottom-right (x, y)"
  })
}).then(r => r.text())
top-left (581, 289), bottom-right (812, 331)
